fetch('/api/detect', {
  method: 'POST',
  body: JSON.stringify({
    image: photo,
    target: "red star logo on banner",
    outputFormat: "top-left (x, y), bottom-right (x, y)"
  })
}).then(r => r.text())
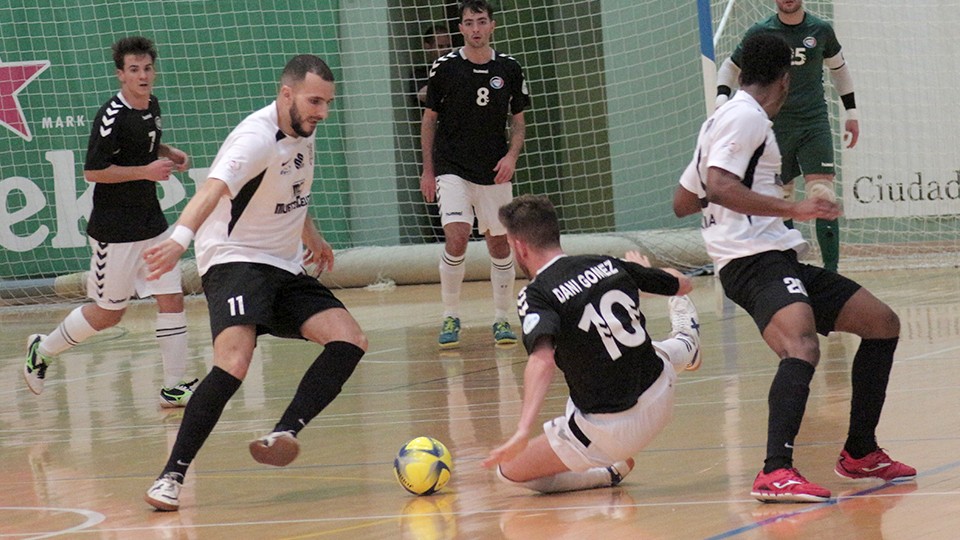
top-left (0, 58), bottom-right (51, 142)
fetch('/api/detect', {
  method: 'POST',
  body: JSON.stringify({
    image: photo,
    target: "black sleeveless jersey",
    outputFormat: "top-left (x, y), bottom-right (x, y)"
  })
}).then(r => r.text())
top-left (518, 255), bottom-right (679, 414)
top-left (84, 93), bottom-right (168, 243)
top-left (425, 48), bottom-right (529, 185)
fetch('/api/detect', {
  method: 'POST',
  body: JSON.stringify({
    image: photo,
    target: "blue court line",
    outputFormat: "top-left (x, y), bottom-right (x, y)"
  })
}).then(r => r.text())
top-left (705, 459), bottom-right (960, 540)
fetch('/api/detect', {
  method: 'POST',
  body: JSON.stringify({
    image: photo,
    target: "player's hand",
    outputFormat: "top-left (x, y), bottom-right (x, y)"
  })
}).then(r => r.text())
top-left (145, 158), bottom-right (175, 181)
top-left (143, 239), bottom-right (186, 281)
top-left (844, 118), bottom-right (859, 148)
top-left (790, 197), bottom-right (841, 222)
top-left (493, 155), bottom-right (517, 184)
top-left (304, 237), bottom-right (335, 274)
top-left (624, 250), bottom-right (651, 267)
top-left (420, 172), bottom-right (437, 203)
top-left (481, 431), bottom-right (529, 469)
top-left (166, 147), bottom-right (191, 172)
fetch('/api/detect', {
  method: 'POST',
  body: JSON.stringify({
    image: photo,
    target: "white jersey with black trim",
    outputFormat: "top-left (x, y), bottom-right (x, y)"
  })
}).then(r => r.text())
top-left (680, 91), bottom-right (807, 272)
top-left (195, 101), bottom-right (315, 276)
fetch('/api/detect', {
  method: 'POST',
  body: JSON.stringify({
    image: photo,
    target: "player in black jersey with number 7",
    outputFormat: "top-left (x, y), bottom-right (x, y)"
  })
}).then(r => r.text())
top-left (23, 36), bottom-right (197, 408)
top-left (421, 0), bottom-right (530, 349)
top-left (482, 195), bottom-right (702, 493)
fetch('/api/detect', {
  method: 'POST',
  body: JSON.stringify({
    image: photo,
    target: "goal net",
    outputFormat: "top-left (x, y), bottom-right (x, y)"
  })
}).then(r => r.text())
top-left (1, 1), bottom-right (954, 304)
top-left (712, 0), bottom-right (960, 271)
top-left (1, 0), bottom-right (711, 303)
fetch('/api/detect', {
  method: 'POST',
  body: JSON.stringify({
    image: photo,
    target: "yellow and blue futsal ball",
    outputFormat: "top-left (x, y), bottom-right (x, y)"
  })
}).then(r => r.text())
top-left (393, 436), bottom-right (452, 495)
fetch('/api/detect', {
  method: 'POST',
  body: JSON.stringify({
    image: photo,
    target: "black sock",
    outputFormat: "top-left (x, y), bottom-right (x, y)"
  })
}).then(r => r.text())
top-left (274, 341), bottom-right (364, 435)
top-left (161, 366), bottom-right (242, 478)
top-left (844, 337), bottom-right (898, 458)
top-left (764, 358), bottom-right (815, 474)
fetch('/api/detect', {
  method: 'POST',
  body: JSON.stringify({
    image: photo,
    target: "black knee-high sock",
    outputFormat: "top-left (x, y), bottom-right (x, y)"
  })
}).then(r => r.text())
top-left (162, 366), bottom-right (242, 478)
top-left (274, 341), bottom-right (364, 434)
top-left (844, 337), bottom-right (898, 458)
top-left (764, 358), bottom-right (816, 473)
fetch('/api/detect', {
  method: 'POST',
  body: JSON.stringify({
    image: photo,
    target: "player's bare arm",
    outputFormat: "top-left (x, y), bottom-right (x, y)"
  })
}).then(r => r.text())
top-left (706, 166), bottom-right (839, 221)
top-left (84, 158), bottom-right (175, 184)
top-left (673, 184), bottom-right (701, 218)
top-left (482, 337), bottom-right (555, 468)
top-left (493, 111), bottom-right (526, 184)
top-left (144, 178), bottom-right (229, 280)
top-left (158, 143), bottom-right (190, 172)
top-left (419, 108), bottom-right (439, 202)
top-left (302, 219), bottom-right (334, 273)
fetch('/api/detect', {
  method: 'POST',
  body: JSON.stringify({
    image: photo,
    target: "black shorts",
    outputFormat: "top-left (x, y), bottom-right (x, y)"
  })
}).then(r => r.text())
top-left (719, 250), bottom-right (860, 335)
top-left (201, 262), bottom-right (345, 341)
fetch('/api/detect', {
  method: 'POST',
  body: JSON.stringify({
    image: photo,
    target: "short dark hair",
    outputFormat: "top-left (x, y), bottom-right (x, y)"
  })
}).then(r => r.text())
top-left (739, 33), bottom-right (791, 87)
top-left (112, 36), bottom-right (156, 70)
top-left (499, 194), bottom-right (561, 249)
top-left (422, 24), bottom-right (449, 45)
top-left (281, 54), bottom-right (335, 86)
top-left (459, 0), bottom-right (496, 21)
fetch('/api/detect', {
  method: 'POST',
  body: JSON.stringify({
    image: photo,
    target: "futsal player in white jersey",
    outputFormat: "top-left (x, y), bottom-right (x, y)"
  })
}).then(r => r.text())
top-left (23, 36), bottom-right (197, 408)
top-left (141, 55), bottom-right (367, 511)
top-left (674, 33), bottom-right (914, 503)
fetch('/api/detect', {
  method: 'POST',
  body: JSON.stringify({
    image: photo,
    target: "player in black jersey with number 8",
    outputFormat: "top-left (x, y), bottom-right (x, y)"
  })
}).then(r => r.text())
top-left (482, 195), bottom-right (702, 493)
top-left (420, 0), bottom-right (530, 349)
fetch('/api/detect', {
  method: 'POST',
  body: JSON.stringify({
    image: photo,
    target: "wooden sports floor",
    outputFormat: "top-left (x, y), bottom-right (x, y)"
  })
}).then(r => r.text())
top-left (2, 268), bottom-right (958, 539)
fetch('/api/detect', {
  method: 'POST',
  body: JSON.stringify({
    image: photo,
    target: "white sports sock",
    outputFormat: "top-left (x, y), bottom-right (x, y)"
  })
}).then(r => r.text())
top-left (652, 336), bottom-right (697, 372)
top-left (439, 251), bottom-right (466, 318)
top-left (157, 311), bottom-right (188, 388)
top-left (497, 464), bottom-right (617, 494)
top-left (39, 306), bottom-right (98, 357)
top-left (490, 254), bottom-right (516, 321)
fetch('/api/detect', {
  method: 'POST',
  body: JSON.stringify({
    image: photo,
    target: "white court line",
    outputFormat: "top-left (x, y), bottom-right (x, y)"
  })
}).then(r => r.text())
top-left (0, 507), bottom-right (105, 539)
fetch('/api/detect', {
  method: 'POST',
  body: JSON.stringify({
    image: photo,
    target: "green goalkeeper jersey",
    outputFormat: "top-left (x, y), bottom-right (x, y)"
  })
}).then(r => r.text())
top-left (731, 12), bottom-right (842, 126)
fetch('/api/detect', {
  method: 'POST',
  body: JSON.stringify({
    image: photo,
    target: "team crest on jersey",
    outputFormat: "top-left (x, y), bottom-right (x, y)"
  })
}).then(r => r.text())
top-left (522, 312), bottom-right (540, 335)
top-left (489, 76), bottom-right (504, 90)
top-left (803, 36), bottom-right (817, 48)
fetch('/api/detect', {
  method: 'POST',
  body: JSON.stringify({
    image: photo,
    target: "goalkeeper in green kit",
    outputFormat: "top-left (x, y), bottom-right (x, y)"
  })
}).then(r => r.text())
top-left (716, 0), bottom-right (857, 272)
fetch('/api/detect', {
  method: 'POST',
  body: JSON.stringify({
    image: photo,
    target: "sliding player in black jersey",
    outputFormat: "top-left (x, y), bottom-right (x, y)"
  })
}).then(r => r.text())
top-left (482, 195), bottom-right (701, 493)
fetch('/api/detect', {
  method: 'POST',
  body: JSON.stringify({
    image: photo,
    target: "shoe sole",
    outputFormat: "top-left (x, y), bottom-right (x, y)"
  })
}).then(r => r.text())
top-left (159, 399), bottom-right (188, 409)
top-left (144, 492), bottom-right (179, 512)
top-left (834, 467), bottom-right (916, 483)
top-left (249, 436), bottom-right (300, 467)
top-left (23, 334), bottom-right (45, 396)
top-left (751, 490), bottom-right (830, 503)
top-left (494, 338), bottom-right (517, 346)
top-left (438, 341), bottom-right (460, 350)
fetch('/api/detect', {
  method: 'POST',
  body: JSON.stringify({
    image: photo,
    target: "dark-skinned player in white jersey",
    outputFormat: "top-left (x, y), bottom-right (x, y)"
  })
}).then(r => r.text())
top-left (141, 55), bottom-right (367, 511)
top-left (420, 0), bottom-right (530, 349)
top-left (482, 194), bottom-right (702, 493)
top-left (23, 36), bottom-right (197, 408)
top-left (675, 32), bottom-right (914, 503)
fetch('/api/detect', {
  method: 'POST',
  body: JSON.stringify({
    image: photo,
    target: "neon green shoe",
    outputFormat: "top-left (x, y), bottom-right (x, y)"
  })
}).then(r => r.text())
top-left (24, 334), bottom-right (50, 395)
top-left (438, 317), bottom-right (461, 349)
top-left (492, 321), bottom-right (517, 345)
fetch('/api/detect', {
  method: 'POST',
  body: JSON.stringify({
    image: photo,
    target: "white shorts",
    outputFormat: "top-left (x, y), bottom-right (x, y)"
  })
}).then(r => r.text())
top-left (543, 357), bottom-right (678, 472)
top-left (86, 229), bottom-right (182, 310)
top-left (436, 174), bottom-right (512, 236)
